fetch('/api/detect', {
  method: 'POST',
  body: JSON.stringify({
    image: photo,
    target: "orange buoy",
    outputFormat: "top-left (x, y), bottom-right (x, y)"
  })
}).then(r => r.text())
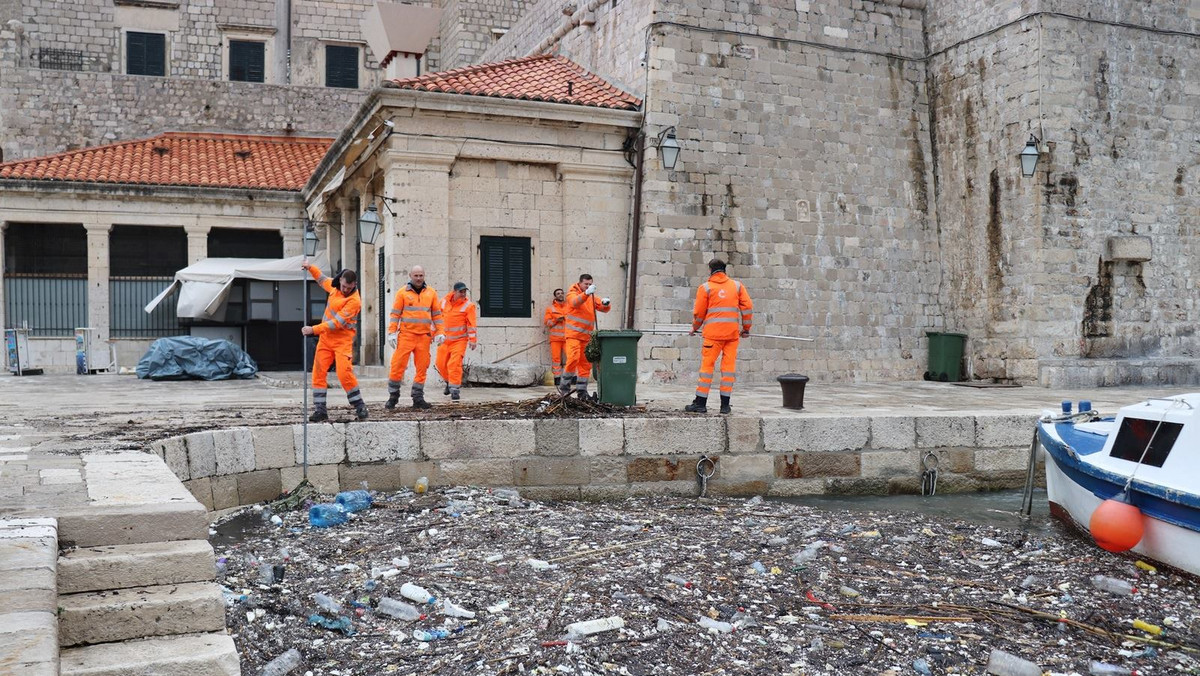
top-left (1090, 497), bottom-right (1145, 552)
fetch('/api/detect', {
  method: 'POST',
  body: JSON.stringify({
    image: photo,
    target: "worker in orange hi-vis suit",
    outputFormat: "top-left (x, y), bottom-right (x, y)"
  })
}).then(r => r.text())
top-left (562, 273), bottom-right (611, 400)
top-left (300, 260), bottom-right (367, 422)
top-left (542, 287), bottom-right (568, 389)
top-left (685, 258), bottom-right (753, 415)
top-left (435, 281), bottom-right (477, 402)
top-left (385, 265), bottom-right (443, 410)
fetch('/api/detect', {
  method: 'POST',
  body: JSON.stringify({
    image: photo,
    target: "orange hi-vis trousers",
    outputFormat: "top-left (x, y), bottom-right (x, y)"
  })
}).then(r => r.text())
top-left (389, 333), bottom-right (432, 397)
top-left (549, 339), bottom-right (565, 378)
top-left (696, 338), bottom-right (739, 398)
top-left (311, 341), bottom-right (364, 409)
top-left (435, 339), bottom-right (467, 387)
top-left (563, 335), bottom-right (594, 393)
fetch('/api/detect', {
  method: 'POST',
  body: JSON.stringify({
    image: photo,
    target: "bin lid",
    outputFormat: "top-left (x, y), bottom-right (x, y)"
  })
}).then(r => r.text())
top-left (925, 331), bottom-right (967, 339)
top-left (595, 330), bottom-right (642, 338)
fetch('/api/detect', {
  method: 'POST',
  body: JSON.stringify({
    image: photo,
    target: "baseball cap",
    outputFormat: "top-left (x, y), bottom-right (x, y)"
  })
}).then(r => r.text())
top-left (452, 281), bottom-right (468, 292)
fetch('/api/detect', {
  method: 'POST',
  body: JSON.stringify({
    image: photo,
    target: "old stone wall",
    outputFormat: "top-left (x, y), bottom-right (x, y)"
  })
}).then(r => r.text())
top-left (631, 0), bottom-right (939, 384)
top-left (927, 2), bottom-right (1200, 382)
top-left (438, 0), bottom-right (532, 71)
top-left (0, 0), bottom-right (397, 160)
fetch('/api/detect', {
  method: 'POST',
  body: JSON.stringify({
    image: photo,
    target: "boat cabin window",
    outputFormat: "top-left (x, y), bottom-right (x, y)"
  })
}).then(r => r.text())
top-left (1108, 418), bottom-right (1183, 468)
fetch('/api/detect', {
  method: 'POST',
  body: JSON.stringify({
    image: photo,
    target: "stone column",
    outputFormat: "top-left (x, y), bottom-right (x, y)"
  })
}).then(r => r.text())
top-left (84, 222), bottom-right (113, 341)
top-left (281, 223), bottom-right (302, 257)
top-left (378, 149), bottom-right (454, 294)
top-left (184, 223), bottom-right (210, 264)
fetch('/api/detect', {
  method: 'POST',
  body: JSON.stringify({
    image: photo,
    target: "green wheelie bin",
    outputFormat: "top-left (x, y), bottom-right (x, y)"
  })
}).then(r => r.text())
top-left (593, 330), bottom-right (642, 406)
top-left (924, 331), bottom-right (967, 382)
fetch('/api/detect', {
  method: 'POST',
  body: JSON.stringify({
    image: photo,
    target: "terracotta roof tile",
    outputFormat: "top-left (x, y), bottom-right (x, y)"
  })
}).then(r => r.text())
top-left (0, 132), bottom-right (333, 191)
top-left (385, 54), bottom-right (641, 111)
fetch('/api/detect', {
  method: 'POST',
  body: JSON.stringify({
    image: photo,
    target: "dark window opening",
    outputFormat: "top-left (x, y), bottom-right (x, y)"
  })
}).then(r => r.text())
top-left (4, 223), bottom-right (87, 275)
top-left (325, 45), bottom-right (359, 89)
top-left (479, 236), bottom-right (531, 318)
top-left (1108, 417), bottom-right (1183, 468)
top-left (207, 228), bottom-right (283, 259)
top-left (110, 225), bottom-right (187, 276)
top-left (3, 224), bottom-right (87, 336)
top-left (126, 31), bottom-right (166, 76)
top-left (229, 40), bottom-right (265, 83)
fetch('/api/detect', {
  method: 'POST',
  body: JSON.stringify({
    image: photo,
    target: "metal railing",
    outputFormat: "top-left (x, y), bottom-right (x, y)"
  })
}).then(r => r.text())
top-left (37, 48), bottom-right (85, 71)
top-left (3, 275), bottom-right (87, 337)
top-left (110, 276), bottom-right (182, 338)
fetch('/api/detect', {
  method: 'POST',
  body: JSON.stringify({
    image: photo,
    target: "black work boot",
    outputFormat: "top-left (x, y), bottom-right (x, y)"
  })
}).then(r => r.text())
top-left (309, 406), bottom-right (328, 422)
top-left (385, 393), bottom-right (399, 410)
top-left (443, 383), bottom-right (451, 396)
top-left (553, 376), bottom-right (561, 389)
top-left (684, 396), bottom-right (708, 414)
top-left (412, 395), bottom-right (432, 410)
top-left (719, 396), bottom-right (732, 415)
top-left (356, 404), bottom-right (369, 420)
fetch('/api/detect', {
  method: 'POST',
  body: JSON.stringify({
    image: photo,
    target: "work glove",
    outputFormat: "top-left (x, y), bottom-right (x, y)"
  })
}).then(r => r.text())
top-left (469, 342), bottom-right (477, 351)
top-left (387, 332), bottom-right (397, 349)
top-left (301, 257), bottom-right (310, 271)
top-left (434, 334), bottom-right (445, 346)
top-left (585, 284), bottom-right (596, 296)
top-left (601, 297), bottom-right (611, 306)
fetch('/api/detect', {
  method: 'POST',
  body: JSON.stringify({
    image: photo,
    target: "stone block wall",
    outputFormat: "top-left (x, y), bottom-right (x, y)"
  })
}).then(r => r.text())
top-left (0, 0), bottom-right (390, 160)
top-left (439, 0), bottom-right (533, 71)
top-left (152, 412), bottom-right (1039, 510)
top-left (927, 2), bottom-right (1200, 382)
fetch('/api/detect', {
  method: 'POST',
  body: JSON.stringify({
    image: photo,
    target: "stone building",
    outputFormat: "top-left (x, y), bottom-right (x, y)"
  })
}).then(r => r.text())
top-left (2, 0), bottom-right (1197, 385)
top-left (0, 132), bottom-right (329, 370)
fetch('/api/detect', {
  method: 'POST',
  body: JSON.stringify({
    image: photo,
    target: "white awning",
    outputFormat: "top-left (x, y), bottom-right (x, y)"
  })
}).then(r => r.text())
top-left (145, 254), bottom-right (329, 319)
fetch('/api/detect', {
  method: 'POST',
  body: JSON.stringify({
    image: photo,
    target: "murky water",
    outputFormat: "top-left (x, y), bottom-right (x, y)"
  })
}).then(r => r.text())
top-left (776, 488), bottom-right (1054, 531)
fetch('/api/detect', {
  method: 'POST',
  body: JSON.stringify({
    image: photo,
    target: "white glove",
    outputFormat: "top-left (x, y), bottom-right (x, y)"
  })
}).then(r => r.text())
top-left (601, 297), bottom-right (611, 306)
top-left (434, 334), bottom-right (445, 346)
top-left (386, 332), bottom-right (397, 349)
top-left (585, 284), bottom-right (596, 296)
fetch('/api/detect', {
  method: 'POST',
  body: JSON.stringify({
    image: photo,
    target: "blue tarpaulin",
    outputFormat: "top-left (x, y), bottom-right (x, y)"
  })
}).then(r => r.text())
top-left (136, 336), bottom-right (258, 381)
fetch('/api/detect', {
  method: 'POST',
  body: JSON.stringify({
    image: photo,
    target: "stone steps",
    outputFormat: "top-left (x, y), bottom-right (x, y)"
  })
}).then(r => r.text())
top-left (57, 581), bottom-right (226, 647)
top-left (58, 540), bottom-right (216, 594)
top-left (59, 632), bottom-right (239, 676)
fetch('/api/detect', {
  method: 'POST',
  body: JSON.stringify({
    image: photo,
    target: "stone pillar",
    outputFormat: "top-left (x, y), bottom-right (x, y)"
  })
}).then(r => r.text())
top-left (0, 222), bottom-right (6, 336)
top-left (84, 222), bottom-right (112, 341)
top-left (184, 224), bottom-right (210, 264)
top-left (559, 163), bottom-right (634, 325)
top-left (378, 149), bottom-right (454, 295)
top-left (281, 223), bottom-right (302, 257)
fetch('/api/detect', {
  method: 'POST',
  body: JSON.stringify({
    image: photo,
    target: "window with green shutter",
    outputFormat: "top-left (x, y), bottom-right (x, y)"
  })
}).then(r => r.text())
top-left (325, 45), bottom-right (359, 89)
top-left (126, 31), bottom-right (165, 76)
top-left (479, 236), bottom-right (531, 318)
top-left (229, 40), bottom-right (265, 83)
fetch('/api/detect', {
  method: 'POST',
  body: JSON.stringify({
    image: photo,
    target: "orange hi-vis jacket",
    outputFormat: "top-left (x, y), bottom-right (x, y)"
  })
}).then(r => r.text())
top-left (543, 300), bottom-right (568, 341)
top-left (692, 271), bottom-right (753, 340)
top-left (310, 265), bottom-right (360, 348)
top-left (564, 282), bottom-right (610, 339)
top-left (388, 283), bottom-right (443, 338)
top-left (441, 292), bottom-right (477, 345)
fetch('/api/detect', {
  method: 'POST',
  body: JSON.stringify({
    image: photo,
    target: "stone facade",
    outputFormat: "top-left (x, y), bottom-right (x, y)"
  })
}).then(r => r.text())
top-left (438, 0), bottom-right (533, 70)
top-left (0, 0), bottom-right (440, 161)
top-left (484, 0), bottom-right (1200, 387)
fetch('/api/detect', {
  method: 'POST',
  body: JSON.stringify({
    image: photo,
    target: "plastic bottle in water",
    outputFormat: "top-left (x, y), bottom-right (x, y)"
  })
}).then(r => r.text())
top-left (400, 582), bottom-right (435, 604)
top-left (335, 490), bottom-right (372, 513)
top-left (985, 649), bottom-right (1042, 676)
top-left (412, 628), bottom-right (449, 642)
top-left (309, 503), bottom-right (347, 528)
top-left (697, 616), bottom-right (734, 633)
top-left (1090, 574), bottom-right (1135, 595)
top-left (1089, 662), bottom-right (1133, 676)
top-left (564, 616), bottom-right (625, 639)
top-left (376, 597), bottom-right (423, 621)
top-left (415, 476), bottom-right (428, 494)
top-left (260, 648), bottom-right (301, 676)
top-left (312, 593), bottom-right (342, 614)
top-left (441, 599), bottom-right (476, 618)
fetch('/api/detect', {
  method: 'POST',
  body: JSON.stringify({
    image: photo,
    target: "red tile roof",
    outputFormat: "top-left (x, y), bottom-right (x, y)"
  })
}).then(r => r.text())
top-left (385, 54), bottom-right (641, 111)
top-left (0, 132), bottom-right (333, 191)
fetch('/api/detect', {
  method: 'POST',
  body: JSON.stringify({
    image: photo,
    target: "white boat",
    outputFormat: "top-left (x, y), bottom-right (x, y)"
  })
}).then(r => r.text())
top-left (1037, 393), bottom-right (1200, 577)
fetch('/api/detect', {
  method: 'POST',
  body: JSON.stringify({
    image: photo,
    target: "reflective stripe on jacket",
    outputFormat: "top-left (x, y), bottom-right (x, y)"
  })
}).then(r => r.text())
top-left (564, 282), bottom-right (610, 339)
top-left (543, 300), bottom-right (568, 341)
top-left (692, 272), bottom-right (753, 340)
top-left (309, 265), bottom-right (360, 345)
top-left (441, 292), bottom-right (478, 344)
top-left (387, 283), bottom-right (443, 337)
